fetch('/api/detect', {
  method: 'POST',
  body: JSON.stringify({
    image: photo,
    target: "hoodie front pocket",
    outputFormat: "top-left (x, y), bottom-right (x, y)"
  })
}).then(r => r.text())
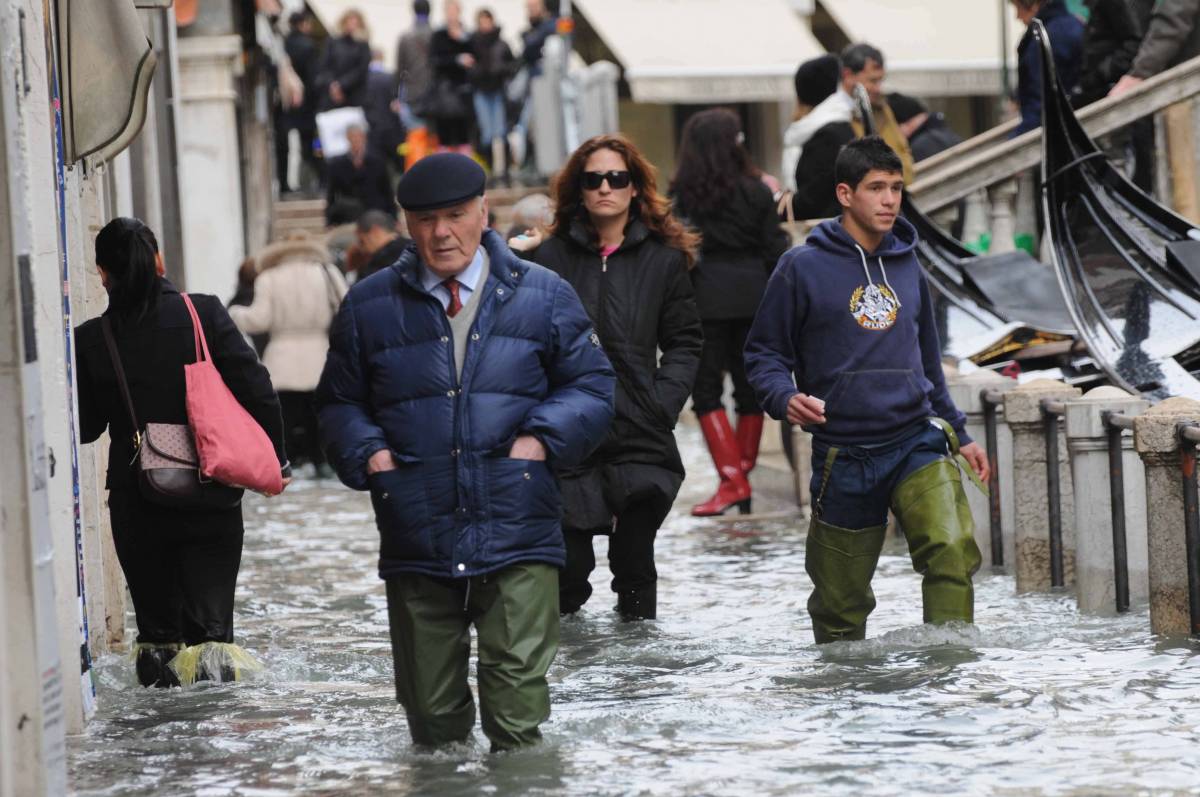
top-left (826, 369), bottom-right (927, 428)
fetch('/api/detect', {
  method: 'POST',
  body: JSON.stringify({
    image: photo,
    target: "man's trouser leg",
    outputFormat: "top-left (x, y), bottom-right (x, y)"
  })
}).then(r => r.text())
top-left (385, 575), bottom-right (475, 746)
top-left (471, 563), bottom-right (559, 752)
top-left (805, 517), bottom-right (887, 643)
top-left (558, 528), bottom-right (596, 615)
top-left (892, 458), bottom-right (982, 624)
top-left (804, 439), bottom-right (900, 644)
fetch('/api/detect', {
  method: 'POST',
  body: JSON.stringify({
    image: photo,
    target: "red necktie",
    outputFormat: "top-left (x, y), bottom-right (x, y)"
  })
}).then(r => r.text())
top-left (443, 278), bottom-right (463, 318)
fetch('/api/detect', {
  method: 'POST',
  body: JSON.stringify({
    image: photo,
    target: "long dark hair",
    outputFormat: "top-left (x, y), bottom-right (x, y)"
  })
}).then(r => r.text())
top-left (671, 108), bottom-right (758, 219)
top-left (549, 133), bottom-right (700, 268)
top-left (95, 217), bottom-right (160, 324)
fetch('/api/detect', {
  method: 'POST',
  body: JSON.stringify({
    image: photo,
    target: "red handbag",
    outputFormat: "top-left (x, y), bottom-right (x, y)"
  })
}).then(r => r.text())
top-left (180, 293), bottom-right (283, 496)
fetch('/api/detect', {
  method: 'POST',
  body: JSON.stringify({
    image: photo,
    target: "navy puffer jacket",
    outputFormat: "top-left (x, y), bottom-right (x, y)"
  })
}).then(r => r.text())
top-left (316, 230), bottom-right (616, 579)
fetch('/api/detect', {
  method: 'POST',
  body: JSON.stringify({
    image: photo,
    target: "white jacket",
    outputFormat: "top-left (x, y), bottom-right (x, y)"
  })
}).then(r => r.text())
top-left (780, 91), bottom-right (855, 192)
top-left (229, 252), bottom-right (348, 392)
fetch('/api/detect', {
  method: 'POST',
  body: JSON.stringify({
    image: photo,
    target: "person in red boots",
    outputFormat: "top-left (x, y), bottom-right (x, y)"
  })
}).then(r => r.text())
top-left (515, 133), bottom-right (703, 619)
top-left (671, 109), bottom-right (791, 516)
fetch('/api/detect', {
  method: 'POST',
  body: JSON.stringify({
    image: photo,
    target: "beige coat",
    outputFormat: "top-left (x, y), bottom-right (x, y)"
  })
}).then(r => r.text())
top-left (229, 244), bottom-right (348, 392)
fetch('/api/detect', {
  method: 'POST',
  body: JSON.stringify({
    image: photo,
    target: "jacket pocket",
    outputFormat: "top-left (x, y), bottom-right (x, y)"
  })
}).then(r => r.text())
top-left (825, 369), bottom-right (927, 429)
top-left (368, 465), bottom-right (435, 561)
top-left (487, 458), bottom-right (561, 527)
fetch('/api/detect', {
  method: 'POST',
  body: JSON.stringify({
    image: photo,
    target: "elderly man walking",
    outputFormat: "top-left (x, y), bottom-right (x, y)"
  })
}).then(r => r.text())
top-left (316, 153), bottom-right (615, 751)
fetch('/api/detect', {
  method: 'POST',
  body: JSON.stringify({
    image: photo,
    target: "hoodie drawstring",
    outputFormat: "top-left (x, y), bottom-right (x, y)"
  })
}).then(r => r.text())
top-left (854, 244), bottom-right (903, 309)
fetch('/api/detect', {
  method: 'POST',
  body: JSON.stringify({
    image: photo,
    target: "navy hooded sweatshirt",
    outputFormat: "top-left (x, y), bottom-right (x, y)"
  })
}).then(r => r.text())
top-left (743, 216), bottom-right (970, 447)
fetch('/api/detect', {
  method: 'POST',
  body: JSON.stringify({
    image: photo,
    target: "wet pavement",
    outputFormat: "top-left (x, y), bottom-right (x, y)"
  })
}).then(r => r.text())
top-left (68, 424), bottom-right (1200, 796)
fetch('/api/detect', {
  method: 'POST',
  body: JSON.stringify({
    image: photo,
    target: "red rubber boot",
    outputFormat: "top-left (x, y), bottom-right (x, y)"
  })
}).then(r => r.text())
top-left (692, 410), bottom-right (753, 516)
top-left (736, 414), bottom-right (764, 475)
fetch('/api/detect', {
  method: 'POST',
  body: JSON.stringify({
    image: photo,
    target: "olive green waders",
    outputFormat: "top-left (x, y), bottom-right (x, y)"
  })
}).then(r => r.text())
top-left (385, 562), bottom-right (559, 751)
top-left (806, 421), bottom-right (983, 643)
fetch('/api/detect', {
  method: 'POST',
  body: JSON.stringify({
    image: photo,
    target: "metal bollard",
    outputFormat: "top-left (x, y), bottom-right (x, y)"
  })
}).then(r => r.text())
top-left (1005, 379), bottom-right (1080, 593)
top-left (1133, 397), bottom-right (1200, 635)
top-left (1177, 423), bottom-right (1200, 635)
top-left (1042, 399), bottom-right (1066, 588)
top-left (982, 388), bottom-right (1006, 568)
top-left (1102, 411), bottom-right (1135, 613)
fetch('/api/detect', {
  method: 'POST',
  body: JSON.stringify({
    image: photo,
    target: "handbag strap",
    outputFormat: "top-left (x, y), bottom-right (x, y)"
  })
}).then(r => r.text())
top-left (100, 316), bottom-right (142, 445)
top-left (180, 292), bottom-right (212, 363)
top-left (319, 262), bottom-right (343, 318)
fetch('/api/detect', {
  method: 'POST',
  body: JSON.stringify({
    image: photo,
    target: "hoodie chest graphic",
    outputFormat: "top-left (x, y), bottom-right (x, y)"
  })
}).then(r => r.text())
top-left (849, 282), bottom-right (900, 331)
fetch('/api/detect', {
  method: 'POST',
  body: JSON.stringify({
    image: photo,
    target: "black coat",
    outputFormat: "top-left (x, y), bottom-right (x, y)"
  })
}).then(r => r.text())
top-left (531, 219), bottom-right (703, 476)
top-left (469, 30), bottom-right (515, 92)
top-left (325, 152), bottom-right (394, 225)
top-left (790, 120), bottom-right (855, 220)
top-left (74, 280), bottom-right (286, 491)
top-left (909, 113), bottom-right (964, 162)
top-left (316, 34), bottom-right (372, 111)
top-left (424, 28), bottom-right (474, 121)
top-left (284, 30), bottom-right (320, 117)
top-left (1075, 0), bottom-right (1149, 105)
top-left (364, 67), bottom-right (403, 162)
top-left (680, 176), bottom-right (790, 321)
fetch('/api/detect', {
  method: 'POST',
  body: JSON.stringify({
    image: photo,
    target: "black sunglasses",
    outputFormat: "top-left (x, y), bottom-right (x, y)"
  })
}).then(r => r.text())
top-left (582, 170), bottom-right (632, 190)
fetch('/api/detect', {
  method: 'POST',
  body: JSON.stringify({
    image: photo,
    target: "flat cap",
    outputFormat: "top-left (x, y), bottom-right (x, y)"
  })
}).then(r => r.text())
top-left (396, 152), bottom-right (486, 211)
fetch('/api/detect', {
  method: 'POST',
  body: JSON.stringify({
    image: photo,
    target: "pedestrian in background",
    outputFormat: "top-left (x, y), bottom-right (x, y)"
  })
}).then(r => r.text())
top-left (509, 0), bottom-right (559, 171)
top-left (278, 11), bottom-right (321, 194)
top-left (886, 93), bottom-right (963, 162)
top-left (354, 210), bottom-right (412, 282)
top-left (229, 236), bottom-right (347, 475)
top-left (396, 0), bottom-right (437, 167)
top-left (1110, 0), bottom-right (1196, 97)
top-left (317, 153), bottom-right (614, 751)
top-left (74, 218), bottom-right (289, 688)
top-left (427, 0), bottom-right (476, 154)
top-left (1010, 0), bottom-right (1084, 137)
top-left (316, 9), bottom-right (372, 112)
top-left (673, 109), bottom-right (790, 517)
top-left (521, 134), bottom-right (703, 620)
top-left (1074, 0), bottom-right (1154, 189)
top-left (842, 43), bottom-right (914, 183)
top-left (325, 125), bottom-right (395, 225)
top-left (470, 8), bottom-right (515, 181)
top-left (780, 54), bottom-right (855, 221)
top-left (781, 55), bottom-right (850, 194)
top-left (364, 49), bottom-right (404, 173)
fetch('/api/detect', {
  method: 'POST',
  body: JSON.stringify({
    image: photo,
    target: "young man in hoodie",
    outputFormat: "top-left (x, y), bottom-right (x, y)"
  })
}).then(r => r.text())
top-left (744, 136), bottom-right (989, 644)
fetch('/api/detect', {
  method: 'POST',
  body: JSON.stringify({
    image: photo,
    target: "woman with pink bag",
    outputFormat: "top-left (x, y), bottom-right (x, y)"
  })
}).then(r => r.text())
top-left (74, 218), bottom-right (290, 688)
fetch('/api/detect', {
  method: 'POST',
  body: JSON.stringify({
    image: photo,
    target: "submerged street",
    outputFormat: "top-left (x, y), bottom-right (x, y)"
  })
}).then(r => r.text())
top-left (68, 426), bottom-right (1200, 796)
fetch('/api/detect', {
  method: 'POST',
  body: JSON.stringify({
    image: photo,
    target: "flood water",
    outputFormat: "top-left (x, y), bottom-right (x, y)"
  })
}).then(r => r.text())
top-left (68, 425), bottom-right (1200, 796)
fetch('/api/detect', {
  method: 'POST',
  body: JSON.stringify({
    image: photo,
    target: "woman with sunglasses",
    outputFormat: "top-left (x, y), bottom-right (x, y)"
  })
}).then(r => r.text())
top-left (672, 109), bottom-right (791, 516)
top-left (516, 134), bottom-right (702, 620)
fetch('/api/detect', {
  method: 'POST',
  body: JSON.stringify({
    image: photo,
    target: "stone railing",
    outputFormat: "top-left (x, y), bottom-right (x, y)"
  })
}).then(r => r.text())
top-left (947, 374), bottom-right (1200, 636)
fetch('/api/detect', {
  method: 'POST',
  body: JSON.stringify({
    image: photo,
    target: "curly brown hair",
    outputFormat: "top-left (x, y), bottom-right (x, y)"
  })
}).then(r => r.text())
top-left (549, 134), bottom-right (700, 268)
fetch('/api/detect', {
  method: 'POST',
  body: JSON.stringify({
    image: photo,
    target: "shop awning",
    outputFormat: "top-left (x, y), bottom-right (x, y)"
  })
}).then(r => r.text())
top-left (574, 0), bottom-right (824, 104)
top-left (57, 0), bottom-right (157, 163)
top-left (820, 0), bottom-right (1021, 97)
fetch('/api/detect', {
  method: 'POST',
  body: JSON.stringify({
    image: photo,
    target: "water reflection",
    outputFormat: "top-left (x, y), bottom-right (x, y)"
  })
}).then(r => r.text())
top-left (69, 425), bottom-right (1200, 796)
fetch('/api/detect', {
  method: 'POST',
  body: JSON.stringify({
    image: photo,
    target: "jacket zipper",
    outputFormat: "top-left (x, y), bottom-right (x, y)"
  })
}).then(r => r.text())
top-left (598, 253), bottom-right (608, 344)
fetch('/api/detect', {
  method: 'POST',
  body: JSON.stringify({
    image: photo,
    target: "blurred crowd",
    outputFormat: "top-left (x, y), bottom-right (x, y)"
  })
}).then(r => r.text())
top-left (272, 0), bottom-right (560, 223)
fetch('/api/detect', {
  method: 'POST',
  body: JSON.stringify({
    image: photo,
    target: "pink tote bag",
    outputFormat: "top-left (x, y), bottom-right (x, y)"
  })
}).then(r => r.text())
top-left (180, 293), bottom-right (284, 496)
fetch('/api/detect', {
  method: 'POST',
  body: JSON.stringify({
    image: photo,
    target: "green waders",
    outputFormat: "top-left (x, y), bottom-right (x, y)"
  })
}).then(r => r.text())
top-left (806, 421), bottom-right (983, 643)
top-left (385, 562), bottom-right (559, 751)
